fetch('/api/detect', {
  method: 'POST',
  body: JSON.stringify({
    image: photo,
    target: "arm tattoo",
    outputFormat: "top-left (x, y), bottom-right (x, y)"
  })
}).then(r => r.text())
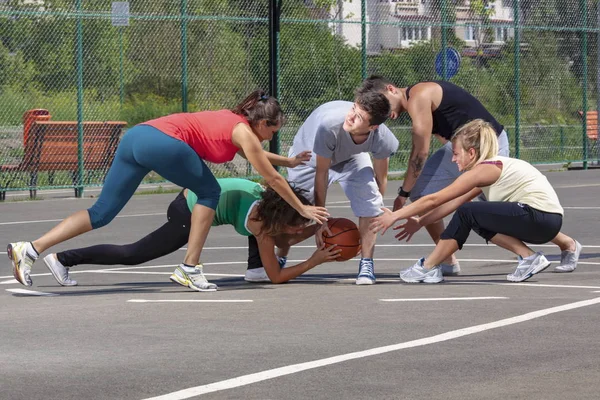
top-left (410, 156), bottom-right (425, 178)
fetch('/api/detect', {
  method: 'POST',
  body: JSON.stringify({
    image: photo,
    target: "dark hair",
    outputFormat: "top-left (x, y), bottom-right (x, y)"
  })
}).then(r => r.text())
top-left (354, 90), bottom-right (391, 125)
top-left (357, 75), bottom-right (396, 94)
top-left (252, 183), bottom-right (312, 236)
top-left (232, 89), bottom-right (285, 127)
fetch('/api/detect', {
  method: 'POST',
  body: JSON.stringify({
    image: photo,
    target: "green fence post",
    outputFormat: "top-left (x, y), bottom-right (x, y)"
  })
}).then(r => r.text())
top-left (513, 0), bottom-right (521, 159)
top-left (119, 27), bottom-right (124, 108)
top-left (441, 0), bottom-right (448, 80)
top-left (180, 0), bottom-right (188, 112)
top-left (581, 0), bottom-right (588, 170)
top-left (361, 0), bottom-right (366, 79)
top-left (560, 126), bottom-right (565, 158)
top-left (76, 0), bottom-right (84, 198)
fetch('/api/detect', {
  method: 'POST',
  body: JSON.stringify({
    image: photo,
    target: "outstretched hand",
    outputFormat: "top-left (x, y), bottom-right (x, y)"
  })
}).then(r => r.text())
top-left (369, 207), bottom-right (398, 235)
top-left (289, 151), bottom-right (312, 168)
top-left (393, 216), bottom-right (421, 242)
top-left (315, 222), bottom-right (333, 247)
top-left (310, 244), bottom-right (342, 265)
top-left (301, 205), bottom-right (329, 225)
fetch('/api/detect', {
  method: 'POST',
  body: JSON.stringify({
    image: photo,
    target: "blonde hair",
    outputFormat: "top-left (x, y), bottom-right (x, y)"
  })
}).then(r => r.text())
top-left (450, 119), bottom-right (499, 170)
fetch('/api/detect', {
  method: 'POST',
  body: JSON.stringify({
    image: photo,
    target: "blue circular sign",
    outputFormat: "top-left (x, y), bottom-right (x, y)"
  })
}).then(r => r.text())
top-left (435, 47), bottom-right (461, 79)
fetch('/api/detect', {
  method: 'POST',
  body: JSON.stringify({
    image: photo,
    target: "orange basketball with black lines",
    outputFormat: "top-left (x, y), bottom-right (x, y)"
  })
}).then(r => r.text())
top-left (322, 218), bottom-right (361, 261)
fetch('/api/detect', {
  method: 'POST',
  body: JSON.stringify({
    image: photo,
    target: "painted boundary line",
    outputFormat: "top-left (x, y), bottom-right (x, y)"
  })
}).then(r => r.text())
top-left (143, 297), bottom-right (600, 400)
top-left (380, 297), bottom-right (508, 302)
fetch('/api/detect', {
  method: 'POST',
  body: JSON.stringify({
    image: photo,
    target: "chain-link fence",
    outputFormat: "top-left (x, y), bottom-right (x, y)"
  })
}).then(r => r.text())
top-left (0, 0), bottom-right (598, 198)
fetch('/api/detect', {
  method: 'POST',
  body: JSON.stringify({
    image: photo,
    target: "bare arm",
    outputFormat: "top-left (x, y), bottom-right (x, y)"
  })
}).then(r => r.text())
top-left (314, 155), bottom-right (331, 208)
top-left (256, 233), bottom-right (340, 284)
top-left (238, 148), bottom-right (312, 168)
top-left (373, 157), bottom-right (390, 197)
top-left (402, 93), bottom-right (434, 192)
top-left (232, 125), bottom-right (329, 223)
top-left (418, 188), bottom-right (482, 226)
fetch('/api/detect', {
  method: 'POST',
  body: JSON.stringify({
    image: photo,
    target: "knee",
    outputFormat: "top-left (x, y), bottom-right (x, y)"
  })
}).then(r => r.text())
top-left (191, 184), bottom-right (221, 210)
top-left (87, 208), bottom-right (117, 229)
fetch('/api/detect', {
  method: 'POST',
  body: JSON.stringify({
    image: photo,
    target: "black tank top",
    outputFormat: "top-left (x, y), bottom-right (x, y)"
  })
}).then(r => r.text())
top-left (406, 81), bottom-right (504, 140)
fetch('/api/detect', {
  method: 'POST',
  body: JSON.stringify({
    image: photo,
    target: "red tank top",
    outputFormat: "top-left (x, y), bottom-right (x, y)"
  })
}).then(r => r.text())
top-left (142, 110), bottom-right (249, 163)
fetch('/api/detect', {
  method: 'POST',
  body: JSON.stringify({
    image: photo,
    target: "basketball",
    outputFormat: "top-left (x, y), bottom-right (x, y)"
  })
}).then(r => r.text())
top-left (322, 218), bottom-right (361, 261)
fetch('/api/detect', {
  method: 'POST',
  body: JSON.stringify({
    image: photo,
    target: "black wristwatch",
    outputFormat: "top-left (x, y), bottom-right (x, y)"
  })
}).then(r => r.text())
top-left (397, 186), bottom-right (411, 198)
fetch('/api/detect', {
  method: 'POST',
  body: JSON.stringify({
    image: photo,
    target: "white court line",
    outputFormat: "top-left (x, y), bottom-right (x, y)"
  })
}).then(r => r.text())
top-left (194, 243), bottom-right (600, 250)
top-left (0, 212), bottom-right (165, 226)
top-left (6, 288), bottom-right (58, 296)
top-left (0, 279), bottom-right (18, 285)
top-left (128, 299), bottom-right (252, 303)
top-left (454, 281), bottom-right (600, 290)
top-left (143, 297), bottom-right (600, 400)
top-left (380, 297), bottom-right (508, 302)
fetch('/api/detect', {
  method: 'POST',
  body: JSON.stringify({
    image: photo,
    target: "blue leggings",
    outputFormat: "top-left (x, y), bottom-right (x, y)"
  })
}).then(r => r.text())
top-left (88, 125), bottom-right (220, 229)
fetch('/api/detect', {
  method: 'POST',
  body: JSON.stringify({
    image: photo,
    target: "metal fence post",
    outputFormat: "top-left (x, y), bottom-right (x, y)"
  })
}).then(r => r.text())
top-left (441, 0), bottom-right (448, 80)
top-left (513, 0), bottom-right (521, 159)
top-left (582, 0), bottom-right (588, 170)
top-left (76, 0), bottom-right (84, 198)
top-left (180, 0), bottom-right (188, 112)
top-left (361, 0), bottom-right (367, 79)
top-left (269, 0), bottom-right (281, 162)
top-left (560, 126), bottom-right (565, 158)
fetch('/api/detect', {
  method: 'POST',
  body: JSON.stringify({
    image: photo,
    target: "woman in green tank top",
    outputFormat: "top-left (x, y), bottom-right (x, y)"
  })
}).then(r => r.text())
top-left (41, 178), bottom-right (341, 290)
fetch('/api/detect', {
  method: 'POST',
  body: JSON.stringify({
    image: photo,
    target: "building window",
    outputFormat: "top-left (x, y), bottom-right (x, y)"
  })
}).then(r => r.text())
top-left (495, 27), bottom-right (508, 42)
top-left (401, 27), bottom-right (431, 42)
top-left (464, 25), bottom-right (479, 41)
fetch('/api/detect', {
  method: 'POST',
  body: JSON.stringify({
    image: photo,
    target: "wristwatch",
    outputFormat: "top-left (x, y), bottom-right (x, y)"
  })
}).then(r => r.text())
top-left (397, 186), bottom-right (411, 198)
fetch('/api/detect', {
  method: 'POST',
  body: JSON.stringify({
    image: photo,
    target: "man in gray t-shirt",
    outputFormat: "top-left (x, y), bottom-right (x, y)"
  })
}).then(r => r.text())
top-left (287, 92), bottom-right (398, 285)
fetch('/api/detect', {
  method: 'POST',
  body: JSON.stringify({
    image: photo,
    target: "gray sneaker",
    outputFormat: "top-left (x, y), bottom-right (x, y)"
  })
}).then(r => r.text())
top-left (7, 241), bottom-right (38, 287)
top-left (554, 240), bottom-right (582, 273)
top-left (43, 254), bottom-right (78, 286)
top-left (440, 261), bottom-right (461, 276)
top-left (400, 258), bottom-right (443, 284)
top-left (170, 264), bottom-right (218, 292)
top-left (507, 252), bottom-right (551, 282)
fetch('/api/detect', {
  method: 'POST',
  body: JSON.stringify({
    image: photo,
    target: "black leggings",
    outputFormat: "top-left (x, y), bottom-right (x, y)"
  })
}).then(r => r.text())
top-left (440, 201), bottom-right (563, 249)
top-left (57, 190), bottom-right (262, 269)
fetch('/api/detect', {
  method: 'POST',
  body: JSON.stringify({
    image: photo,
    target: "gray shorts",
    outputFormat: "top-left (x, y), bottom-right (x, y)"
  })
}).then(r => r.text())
top-left (410, 130), bottom-right (510, 201)
top-left (287, 153), bottom-right (383, 218)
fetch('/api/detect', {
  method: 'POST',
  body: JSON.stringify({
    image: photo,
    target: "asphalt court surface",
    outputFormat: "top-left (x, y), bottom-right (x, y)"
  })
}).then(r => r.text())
top-left (1, 169), bottom-right (600, 400)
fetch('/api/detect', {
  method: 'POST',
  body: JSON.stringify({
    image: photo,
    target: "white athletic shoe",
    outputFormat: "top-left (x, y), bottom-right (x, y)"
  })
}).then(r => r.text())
top-left (507, 252), bottom-right (551, 282)
top-left (245, 268), bottom-right (270, 282)
top-left (170, 264), bottom-right (217, 292)
top-left (554, 240), bottom-right (582, 273)
top-left (440, 261), bottom-right (461, 276)
top-left (7, 241), bottom-right (38, 287)
top-left (43, 254), bottom-right (78, 286)
top-left (400, 258), bottom-right (444, 284)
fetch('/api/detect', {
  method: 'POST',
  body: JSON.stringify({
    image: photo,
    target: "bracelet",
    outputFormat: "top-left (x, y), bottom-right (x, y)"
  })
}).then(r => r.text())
top-left (397, 186), bottom-right (411, 198)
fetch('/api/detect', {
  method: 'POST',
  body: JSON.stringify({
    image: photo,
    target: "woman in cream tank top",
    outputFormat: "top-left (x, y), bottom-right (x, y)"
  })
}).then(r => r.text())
top-left (371, 119), bottom-right (581, 284)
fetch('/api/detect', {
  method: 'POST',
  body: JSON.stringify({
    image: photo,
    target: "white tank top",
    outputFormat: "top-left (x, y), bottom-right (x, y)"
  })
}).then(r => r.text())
top-left (479, 156), bottom-right (563, 215)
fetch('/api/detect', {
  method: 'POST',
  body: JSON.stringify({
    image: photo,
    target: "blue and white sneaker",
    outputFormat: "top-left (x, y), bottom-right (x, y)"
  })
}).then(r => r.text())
top-left (507, 252), bottom-right (550, 282)
top-left (356, 258), bottom-right (375, 285)
top-left (277, 256), bottom-right (287, 269)
top-left (400, 258), bottom-right (443, 284)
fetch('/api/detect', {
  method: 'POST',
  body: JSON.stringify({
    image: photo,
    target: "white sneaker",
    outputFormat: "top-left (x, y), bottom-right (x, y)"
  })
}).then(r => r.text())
top-left (245, 268), bottom-right (270, 282)
top-left (555, 240), bottom-right (582, 273)
top-left (170, 264), bottom-right (217, 291)
top-left (400, 258), bottom-right (444, 284)
top-left (440, 261), bottom-right (461, 276)
top-left (507, 252), bottom-right (551, 282)
top-left (7, 242), bottom-right (38, 287)
top-left (43, 254), bottom-right (78, 286)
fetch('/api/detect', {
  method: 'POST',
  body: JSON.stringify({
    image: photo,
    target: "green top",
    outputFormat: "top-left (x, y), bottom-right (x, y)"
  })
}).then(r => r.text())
top-left (186, 178), bottom-right (263, 236)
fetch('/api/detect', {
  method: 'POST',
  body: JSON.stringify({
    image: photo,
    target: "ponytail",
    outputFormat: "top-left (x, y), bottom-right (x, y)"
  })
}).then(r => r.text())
top-left (232, 89), bottom-right (285, 127)
top-left (451, 119), bottom-right (499, 170)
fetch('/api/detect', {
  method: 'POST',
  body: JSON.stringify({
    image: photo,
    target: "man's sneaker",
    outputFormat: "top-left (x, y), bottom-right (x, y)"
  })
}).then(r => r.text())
top-left (400, 258), bottom-right (443, 284)
top-left (440, 261), bottom-right (461, 276)
top-left (277, 256), bottom-right (287, 269)
top-left (170, 264), bottom-right (217, 292)
top-left (507, 252), bottom-right (551, 282)
top-left (7, 242), bottom-right (38, 287)
top-left (555, 240), bottom-right (582, 273)
top-left (245, 256), bottom-right (286, 283)
top-left (245, 268), bottom-right (270, 282)
top-left (43, 254), bottom-right (77, 286)
top-left (356, 258), bottom-right (376, 285)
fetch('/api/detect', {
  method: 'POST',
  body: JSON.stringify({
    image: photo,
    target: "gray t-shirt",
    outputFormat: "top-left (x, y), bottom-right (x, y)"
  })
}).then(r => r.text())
top-left (290, 101), bottom-right (399, 167)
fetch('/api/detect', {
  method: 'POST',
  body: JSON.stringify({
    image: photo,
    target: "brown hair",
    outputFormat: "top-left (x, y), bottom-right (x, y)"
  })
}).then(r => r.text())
top-left (252, 183), bottom-right (312, 236)
top-left (232, 89), bottom-right (285, 128)
top-left (357, 75), bottom-right (396, 94)
top-left (451, 119), bottom-right (499, 170)
top-left (354, 90), bottom-right (391, 125)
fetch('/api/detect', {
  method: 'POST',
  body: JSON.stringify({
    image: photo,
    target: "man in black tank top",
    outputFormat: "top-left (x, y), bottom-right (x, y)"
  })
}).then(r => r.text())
top-left (358, 76), bottom-right (510, 275)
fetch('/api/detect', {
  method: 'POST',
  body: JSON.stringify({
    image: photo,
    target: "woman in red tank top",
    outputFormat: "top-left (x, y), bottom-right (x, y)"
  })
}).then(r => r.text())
top-left (7, 90), bottom-right (330, 292)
